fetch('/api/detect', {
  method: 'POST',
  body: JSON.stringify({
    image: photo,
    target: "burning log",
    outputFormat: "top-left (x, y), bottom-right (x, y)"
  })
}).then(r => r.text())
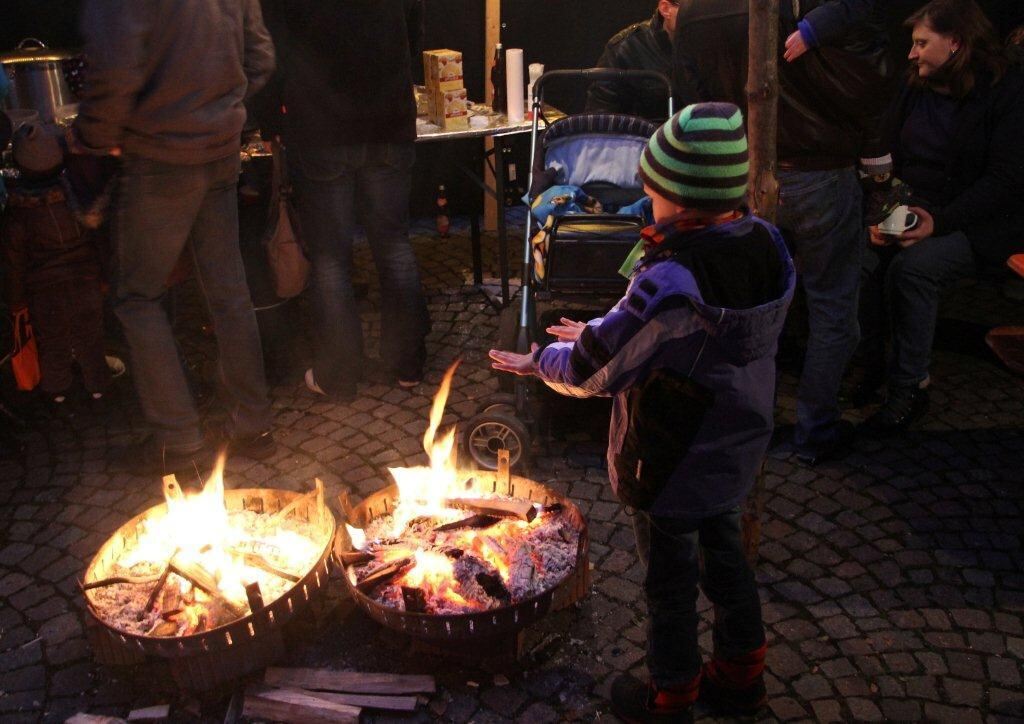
top-left (142, 548), bottom-right (179, 615)
top-left (445, 497), bottom-right (537, 522)
top-left (475, 572), bottom-right (510, 601)
top-left (434, 514), bottom-right (500, 532)
top-left (355, 557), bottom-right (414, 594)
top-left (508, 543), bottom-right (538, 600)
top-left (245, 581), bottom-right (265, 613)
top-left (263, 667), bottom-right (436, 694)
top-left (82, 574), bottom-right (162, 591)
top-left (167, 557), bottom-right (247, 620)
top-left (401, 586), bottom-right (428, 613)
top-left (228, 547), bottom-right (301, 583)
top-left (339, 550), bottom-right (375, 567)
top-left (270, 482), bottom-right (321, 525)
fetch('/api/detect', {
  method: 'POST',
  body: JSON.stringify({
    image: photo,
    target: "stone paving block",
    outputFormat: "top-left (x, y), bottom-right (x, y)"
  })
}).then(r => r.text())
top-left (924, 702), bottom-right (985, 723)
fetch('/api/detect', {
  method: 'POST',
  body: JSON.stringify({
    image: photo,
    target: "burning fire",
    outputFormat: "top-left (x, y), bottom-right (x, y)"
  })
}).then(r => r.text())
top-left (346, 360), bottom-right (561, 611)
top-left (120, 455), bottom-right (319, 612)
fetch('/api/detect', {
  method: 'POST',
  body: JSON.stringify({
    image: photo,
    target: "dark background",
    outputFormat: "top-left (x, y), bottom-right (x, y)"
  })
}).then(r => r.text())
top-left (5, 0), bottom-right (1024, 215)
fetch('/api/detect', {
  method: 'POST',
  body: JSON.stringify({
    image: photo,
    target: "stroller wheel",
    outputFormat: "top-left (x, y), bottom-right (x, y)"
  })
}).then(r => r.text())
top-left (462, 410), bottom-right (531, 471)
top-left (475, 393), bottom-right (516, 416)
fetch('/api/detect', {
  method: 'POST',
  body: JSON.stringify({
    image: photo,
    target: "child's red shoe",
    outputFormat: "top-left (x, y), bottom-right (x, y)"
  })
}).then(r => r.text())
top-left (610, 674), bottom-right (697, 724)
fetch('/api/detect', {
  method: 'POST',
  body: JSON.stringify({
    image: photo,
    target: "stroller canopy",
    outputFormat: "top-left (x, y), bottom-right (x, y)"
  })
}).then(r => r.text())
top-left (535, 114), bottom-right (658, 196)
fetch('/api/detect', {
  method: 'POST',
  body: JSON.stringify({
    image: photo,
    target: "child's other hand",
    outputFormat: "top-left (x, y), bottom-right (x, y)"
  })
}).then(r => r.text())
top-left (545, 317), bottom-right (586, 343)
top-left (489, 344), bottom-right (540, 376)
top-left (784, 30), bottom-right (810, 62)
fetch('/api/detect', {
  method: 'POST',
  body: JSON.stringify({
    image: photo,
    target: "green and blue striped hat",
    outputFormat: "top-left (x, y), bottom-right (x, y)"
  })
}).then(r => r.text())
top-left (638, 102), bottom-right (749, 212)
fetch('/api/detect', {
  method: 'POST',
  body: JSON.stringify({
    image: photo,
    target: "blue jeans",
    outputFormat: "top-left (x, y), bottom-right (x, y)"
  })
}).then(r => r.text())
top-left (113, 154), bottom-right (271, 451)
top-left (867, 231), bottom-right (975, 387)
top-left (776, 168), bottom-right (863, 448)
top-left (633, 510), bottom-right (765, 687)
top-left (291, 142), bottom-right (429, 394)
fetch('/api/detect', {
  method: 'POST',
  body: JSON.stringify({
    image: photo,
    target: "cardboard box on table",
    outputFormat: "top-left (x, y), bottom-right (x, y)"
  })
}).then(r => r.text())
top-left (422, 49), bottom-right (464, 92)
top-left (427, 87), bottom-right (470, 130)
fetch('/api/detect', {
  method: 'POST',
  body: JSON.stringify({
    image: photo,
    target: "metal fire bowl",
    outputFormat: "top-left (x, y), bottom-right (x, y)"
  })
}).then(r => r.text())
top-left (341, 471), bottom-right (590, 642)
top-left (82, 488), bottom-right (336, 691)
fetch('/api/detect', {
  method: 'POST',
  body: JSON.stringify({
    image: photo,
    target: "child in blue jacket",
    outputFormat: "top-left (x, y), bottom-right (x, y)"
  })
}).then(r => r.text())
top-left (490, 103), bottom-right (795, 723)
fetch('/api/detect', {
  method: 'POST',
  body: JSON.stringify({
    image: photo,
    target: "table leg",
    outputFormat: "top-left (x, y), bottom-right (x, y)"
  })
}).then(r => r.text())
top-left (470, 213), bottom-right (483, 286)
top-left (494, 136), bottom-right (511, 306)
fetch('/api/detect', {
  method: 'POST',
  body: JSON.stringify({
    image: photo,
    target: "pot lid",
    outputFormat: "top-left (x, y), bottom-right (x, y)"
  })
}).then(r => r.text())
top-left (1, 38), bottom-right (79, 65)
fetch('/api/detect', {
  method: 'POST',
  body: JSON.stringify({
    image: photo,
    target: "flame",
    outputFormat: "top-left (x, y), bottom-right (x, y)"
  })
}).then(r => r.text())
top-left (117, 454), bottom-right (320, 613)
top-left (386, 360), bottom-right (463, 534)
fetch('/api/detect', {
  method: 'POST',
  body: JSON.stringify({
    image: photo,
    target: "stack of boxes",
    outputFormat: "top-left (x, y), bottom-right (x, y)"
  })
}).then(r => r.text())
top-left (422, 49), bottom-right (469, 131)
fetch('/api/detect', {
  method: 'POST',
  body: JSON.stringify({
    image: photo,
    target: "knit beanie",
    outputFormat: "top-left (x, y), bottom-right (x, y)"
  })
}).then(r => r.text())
top-left (12, 123), bottom-right (64, 176)
top-left (638, 102), bottom-right (749, 212)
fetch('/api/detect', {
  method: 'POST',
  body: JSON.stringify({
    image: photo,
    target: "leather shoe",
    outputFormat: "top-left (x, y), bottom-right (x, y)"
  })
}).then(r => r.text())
top-left (862, 385), bottom-right (929, 435)
top-left (795, 419), bottom-right (857, 466)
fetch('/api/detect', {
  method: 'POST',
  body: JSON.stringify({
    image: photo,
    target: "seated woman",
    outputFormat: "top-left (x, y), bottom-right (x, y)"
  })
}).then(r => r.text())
top-left (860, 0), bottom-right (1024, 433)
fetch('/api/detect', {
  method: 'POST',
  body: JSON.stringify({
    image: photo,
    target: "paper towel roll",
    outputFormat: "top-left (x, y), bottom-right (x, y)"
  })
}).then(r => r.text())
top-left (505, 48), bottom-right (525, 122)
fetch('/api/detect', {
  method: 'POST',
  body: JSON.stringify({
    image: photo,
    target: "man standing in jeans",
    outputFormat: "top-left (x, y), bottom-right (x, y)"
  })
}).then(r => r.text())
top-left (73, 0), bottom-right (277, 472)
top-left (673, 0), bottom-right (893, 464)
top-left (269, 0), bottom-right (431, 400)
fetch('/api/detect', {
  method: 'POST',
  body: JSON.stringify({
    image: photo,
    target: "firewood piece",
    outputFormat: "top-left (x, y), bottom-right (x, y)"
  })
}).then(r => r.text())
top-left (497, 448), bottom-right (511, 488)
top-left (434, 514), bottom-right (501, 532)
top-left (276, 687), bottom-right (417, 712)
top-left (143, 549), bottom-right (179, 614)
top-left (127, 704), bottom-right (170, 720)
top-left (82, 574), bottom-right (162, 591)
top-left (245, 582), bottom-right (264, 613)
top-left (475, 572), bottom-right (510, 601)
top-left (146, 620), bottom-right (180, 637)
top-left (338, 490), bottom-right (357, 525)
top-left (270, 487), bottom-right (319, 525)
top-left (243, 687), bottom-right (359, 724)
top-left (231, 548), bottom-right (301, 582)
top-left (445, 497), bottom-right (537, 522)
top-left (508, 542), bottom-right (538, 599)
top-left (339, 550), bottom-right (375, 567)
top-left (263, 667), bottom-right (436, 694)
top-left (66, 715), bottom-right (127, 724)
top-left (541, 502), bottom-right (564, 514)
top-left (354, 557), bottom-right (413, 594)
top-left (162, 474), bottom-right (184, 504)
top-left (168, 557), bottom-right (247, 619)
top-left (401, 586), bottom-right (428, 613)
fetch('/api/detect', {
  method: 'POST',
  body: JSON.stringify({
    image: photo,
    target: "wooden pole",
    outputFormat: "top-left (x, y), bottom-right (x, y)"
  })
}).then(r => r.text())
top-left (743, 0), bottom-right (780, 564)
top-left (483, 0), bottom-right (501, 232)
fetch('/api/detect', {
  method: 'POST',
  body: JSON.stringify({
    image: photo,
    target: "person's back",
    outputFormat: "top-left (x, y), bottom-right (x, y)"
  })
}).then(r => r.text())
top-left (77, 0), bottom-right (274, 163)
top-left (279, 0), bottom-right (420, 145)
top-left (585, 2), bottom-right (677, 120)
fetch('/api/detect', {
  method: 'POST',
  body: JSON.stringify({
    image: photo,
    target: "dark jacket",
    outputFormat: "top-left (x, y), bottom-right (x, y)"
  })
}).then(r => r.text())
top-left (534, 213), bottom-right (795, 517)
top-left (1, 183), bottom-right (100, 308)
top-left (885, 67), bottom-right (1024, 264)
top-left (673, 0), bottom-right (893, 169)
top-left (585, 10), bottom-right (674, 121)
top-left (270, 0), bottom-right (424, 145)
top-left (77, 0), bottom-right (275, 164)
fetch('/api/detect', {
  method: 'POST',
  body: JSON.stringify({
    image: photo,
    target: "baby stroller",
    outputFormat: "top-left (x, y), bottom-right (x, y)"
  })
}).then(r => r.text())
top-left (461, 69), bottom-right (672, 471)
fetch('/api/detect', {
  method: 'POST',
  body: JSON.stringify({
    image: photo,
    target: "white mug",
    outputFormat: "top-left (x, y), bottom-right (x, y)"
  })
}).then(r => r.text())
top-left (879, 204), bottom-right (919, 235)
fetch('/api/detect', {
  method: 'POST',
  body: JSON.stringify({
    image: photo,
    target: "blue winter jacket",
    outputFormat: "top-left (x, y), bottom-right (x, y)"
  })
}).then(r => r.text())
top-left (534, 213), bottom-right (795, 518)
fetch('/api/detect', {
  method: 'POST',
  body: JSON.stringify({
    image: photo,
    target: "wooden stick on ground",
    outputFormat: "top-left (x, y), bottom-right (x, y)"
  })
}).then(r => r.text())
top-left (264, 667), bottom-right (436, 694)
top-left (271, 687), bottom-right (417, 712)
top-left (445, 497), bottom-right (537, 522)
top-left (243, 687), bottom-right (359, 724)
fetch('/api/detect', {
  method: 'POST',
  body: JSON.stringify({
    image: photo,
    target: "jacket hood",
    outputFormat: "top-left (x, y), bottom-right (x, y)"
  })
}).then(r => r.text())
top-left (643, 214), bottom-right (795, 365)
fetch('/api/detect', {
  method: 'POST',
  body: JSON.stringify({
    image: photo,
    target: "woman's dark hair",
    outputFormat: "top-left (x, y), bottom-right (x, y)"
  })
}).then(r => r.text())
top-left (906, 0), bottom-right (1008, 97)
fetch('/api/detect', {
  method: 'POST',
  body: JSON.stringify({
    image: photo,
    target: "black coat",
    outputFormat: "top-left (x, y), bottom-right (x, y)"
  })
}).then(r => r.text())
top-left (673, 0), bottom-right (894, 169)
top-left (885, 67), bottom-right (1024, 264)
top-left (584, 10), bottom-right (673, 121)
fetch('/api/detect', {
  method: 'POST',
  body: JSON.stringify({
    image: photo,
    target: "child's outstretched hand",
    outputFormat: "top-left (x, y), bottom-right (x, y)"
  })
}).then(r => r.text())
top-left (489, 344), bottom-right (539, 376)
top-left (545, 317), bottom-right (587, 343)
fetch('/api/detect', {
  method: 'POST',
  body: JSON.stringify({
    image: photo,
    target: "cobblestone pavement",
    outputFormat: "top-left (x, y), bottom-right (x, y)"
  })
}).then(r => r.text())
top-left (1, 216), bottom-right (1022, 723)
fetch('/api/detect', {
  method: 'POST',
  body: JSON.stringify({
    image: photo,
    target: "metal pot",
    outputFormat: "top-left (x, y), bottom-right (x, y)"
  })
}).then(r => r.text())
top-left (1, 39), bottom-right (79, 125)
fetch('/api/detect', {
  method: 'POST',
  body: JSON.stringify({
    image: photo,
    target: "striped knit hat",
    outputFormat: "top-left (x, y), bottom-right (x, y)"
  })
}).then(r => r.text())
top-left (638, 102), bottom-right (749, 212)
